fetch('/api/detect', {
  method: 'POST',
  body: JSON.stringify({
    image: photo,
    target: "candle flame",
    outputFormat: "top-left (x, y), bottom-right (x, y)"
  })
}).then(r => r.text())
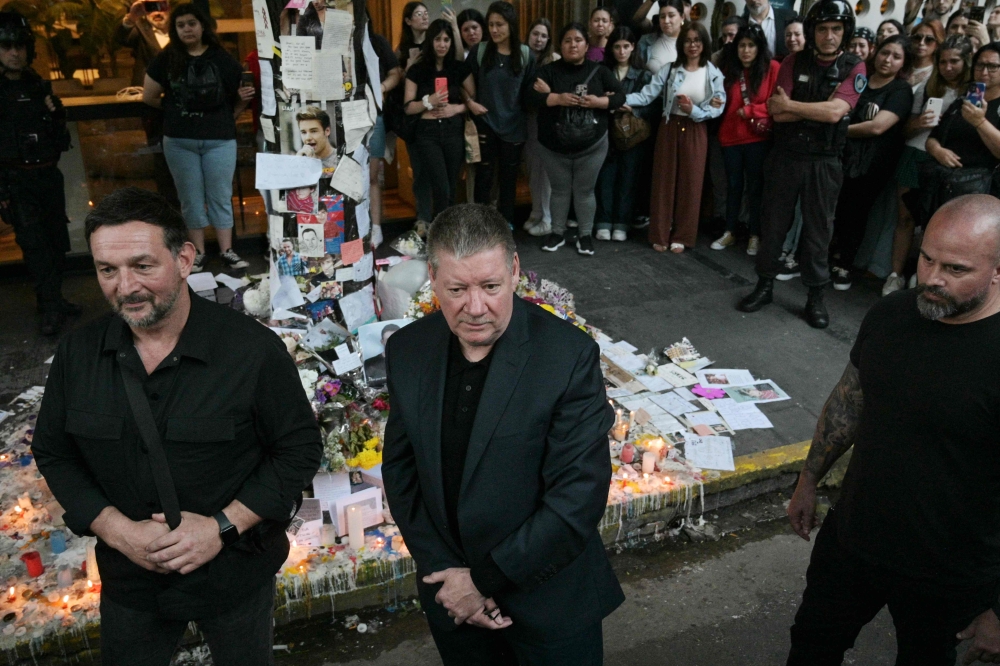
top-left (291, 540), bottom-right (297, 547)
top-left (664, 476), bottom-right (671, 482)
top-left (13, 506), bottom-right (21, 514)
top-left (7, 586), bottom-right (13, 597)
top-left (643, 473), bottom-right (649, 480)
top-left (86, 580), bottom-right (93, 589)
top-left (62, 595), bottom-right (68, 604)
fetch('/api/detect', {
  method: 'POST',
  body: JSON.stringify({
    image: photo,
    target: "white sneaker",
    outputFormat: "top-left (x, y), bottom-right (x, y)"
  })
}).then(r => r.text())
top-left (908, 273), bottom-right (917, 289)
top-left (567, 219), bottom-right (578, 229)
top-left (612, 229), bottom-right (627, 242)
top-left (595, 229), bottom-right (611, 241)
top-left (526, 219), bottom-right (551, 237)
top-left (882, 273), bottom-right (905, 296)
top-left (523, 216), bottom-right (540, 231)
top-left (710, 231), bottom-right (735, 250)
top-left (746, 236), bottom-right (760, 256)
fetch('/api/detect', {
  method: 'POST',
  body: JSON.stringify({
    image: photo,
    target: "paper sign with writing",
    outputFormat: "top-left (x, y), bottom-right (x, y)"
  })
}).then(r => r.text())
top-left (280, 36), bottom-right (316, 90)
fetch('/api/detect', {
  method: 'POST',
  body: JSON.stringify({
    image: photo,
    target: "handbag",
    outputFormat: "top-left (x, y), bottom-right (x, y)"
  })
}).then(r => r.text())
top-left (740, 71), bottom-right (772, 137)
top-left (913, 160), bottom-right (998, 224)
top-left (611, 110), bottom-right (650, 151)
top-left (554, 65), bottom-right (602, 152)
top-left (464, 115), bottom-right (481, 163)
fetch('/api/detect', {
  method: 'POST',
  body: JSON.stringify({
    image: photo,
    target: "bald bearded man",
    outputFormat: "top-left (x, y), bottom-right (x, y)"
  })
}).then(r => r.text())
top-left (784, 194), bottom-right (1000, 665)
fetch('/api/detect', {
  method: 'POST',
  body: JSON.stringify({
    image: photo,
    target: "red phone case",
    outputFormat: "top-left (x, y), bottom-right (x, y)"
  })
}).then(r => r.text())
top-left (435, 77), bottom-right (448, 97)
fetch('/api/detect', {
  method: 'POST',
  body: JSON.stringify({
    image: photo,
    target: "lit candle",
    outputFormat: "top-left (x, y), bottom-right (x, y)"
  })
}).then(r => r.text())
top-left (629, 411), bottom-right (636, 428)
top-left (86, 580), bottom-right (93, 591)
top-left (12, 506), bottom-right (21, 515)
top-left (6, 586), bottom-right (13, 602)
top-left (62, 594), bottom-right (69, 608)
top-left (642, 452), bottom-right (656, 474)
top-left (347, 504), bottom-right (364, 550)
top-left (611, 409), bottom-right (629, 442)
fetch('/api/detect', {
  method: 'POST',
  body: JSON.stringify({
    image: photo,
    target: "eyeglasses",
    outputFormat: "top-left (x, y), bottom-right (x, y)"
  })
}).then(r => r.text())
top-left (411, 10), bottom-right (429, 18)
top-left (974, 62), bottom-right (1000, 72)
top-left (913, 34), bottom-right (937, 44)
top-left (683, 38), bottom-right (702, 45)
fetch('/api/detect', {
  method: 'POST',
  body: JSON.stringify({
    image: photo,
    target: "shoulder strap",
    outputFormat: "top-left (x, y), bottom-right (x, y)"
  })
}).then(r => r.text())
top-left (119, 363), bottom-right (183, 530)
top-left (583, 62), bottom-right (601, 86)
top-left (477, 42), bottom-right (486, 66)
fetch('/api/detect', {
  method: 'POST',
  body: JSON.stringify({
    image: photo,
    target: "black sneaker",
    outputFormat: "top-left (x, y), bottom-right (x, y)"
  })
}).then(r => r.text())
top-left (831, 266), bottom-right (852, 291)
top-left (632, 216), bottom-right (650, 230)
top-left (191, 253), bottom-right (207, 273)
top-left (220, 249), bottom-right (250, 270)
top-left (576, 235), bottom-right (595, 256)
top-left (541, 234), bottom-right (565, 252)
top-left (776, 259), bottom-right (801, 281)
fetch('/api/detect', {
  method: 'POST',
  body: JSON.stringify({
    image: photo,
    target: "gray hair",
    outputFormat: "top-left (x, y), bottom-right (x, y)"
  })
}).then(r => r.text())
top-left (426, 204), bottom-right (517, 271)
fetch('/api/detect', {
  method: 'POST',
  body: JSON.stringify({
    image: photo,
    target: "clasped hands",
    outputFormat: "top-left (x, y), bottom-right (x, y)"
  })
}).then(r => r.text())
top-left (116, 511), bottom-right (223, 575)
top-left (423, 567), bottom-right (513, 630)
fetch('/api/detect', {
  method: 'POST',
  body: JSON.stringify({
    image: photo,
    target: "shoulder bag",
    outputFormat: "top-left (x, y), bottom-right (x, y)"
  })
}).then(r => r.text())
top-left (740, 71), bottom-right (772, 137)
top-left (554, 64), bottom-right (602, 152)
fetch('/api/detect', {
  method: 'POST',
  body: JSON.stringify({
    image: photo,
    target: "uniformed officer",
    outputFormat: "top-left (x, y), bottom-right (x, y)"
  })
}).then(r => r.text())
top-left (737, 0), bottom-right (866, 329)
top-left (0, 10), bottom-right (77, 336)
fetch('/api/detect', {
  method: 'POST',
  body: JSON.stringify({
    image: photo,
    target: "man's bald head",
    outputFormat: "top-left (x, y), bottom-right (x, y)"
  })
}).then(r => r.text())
top-left (917, 195), bottom-right (1000, 322)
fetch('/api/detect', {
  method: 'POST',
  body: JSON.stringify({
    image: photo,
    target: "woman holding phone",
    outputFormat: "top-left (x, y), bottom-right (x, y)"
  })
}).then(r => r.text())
top-left (624, 21), bottom-right (725, 253)
top-left (403, 19), bottom-right (473, 223)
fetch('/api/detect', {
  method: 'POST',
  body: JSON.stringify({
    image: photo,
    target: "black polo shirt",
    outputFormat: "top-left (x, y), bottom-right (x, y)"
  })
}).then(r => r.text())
top-left (33, 290), bottom-right (322, 617)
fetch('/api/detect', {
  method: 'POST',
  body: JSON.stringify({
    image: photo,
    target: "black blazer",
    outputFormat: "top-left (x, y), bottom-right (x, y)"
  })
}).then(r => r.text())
top-left (382, 296), bottom-right (624, 637)
top-left (742, 5), bottom-right (799, 58)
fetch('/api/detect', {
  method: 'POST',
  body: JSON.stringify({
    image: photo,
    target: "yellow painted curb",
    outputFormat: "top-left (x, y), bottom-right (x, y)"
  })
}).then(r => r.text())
top-left (705, 440), bottom-right (811, 495)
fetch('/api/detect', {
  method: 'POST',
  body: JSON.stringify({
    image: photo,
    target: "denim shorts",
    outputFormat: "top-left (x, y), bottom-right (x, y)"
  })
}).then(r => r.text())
top-left (370, 114), bottom-right (386, 160)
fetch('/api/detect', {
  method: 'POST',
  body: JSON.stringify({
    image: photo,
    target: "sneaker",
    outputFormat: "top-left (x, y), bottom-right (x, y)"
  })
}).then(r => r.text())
top-left (612, 229), bottom-right (627, 242)
top-left (567, 219), bottom-right (578, 228)
top-left (191, 253), bottom-right (207, 273)
top-left (527, 219), bottom-right (551, 237)
top-left (882, 272), bottom-right (905, 296)
top-left (523, 216), bottom-right (540, 231)
top-left (776, 259), bottom-right (801, 281)
top-left (908, 273), bottom-right (918, 289)
top-left (710, 231), bottom-right (735, 250)
top-left (832, 266), bottom-right (852, 291)
top-left (576, 235), bottom-right (595, 256)
top-left (541, 234), bottom-right (565, 252)
top-left (220, 249), bottom-right (249, 270)
top-left (778, 251), bottom-right (788, 263)
top-left (746, 236), bottom-right (760, 256)
top-left (632, 216), bottom-right (650, 230)
top-left (595, 229), bottom-right (611, 241)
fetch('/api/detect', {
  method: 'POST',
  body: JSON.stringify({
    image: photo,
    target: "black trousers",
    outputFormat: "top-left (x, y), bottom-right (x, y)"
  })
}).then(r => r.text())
top-left (831, 169), bottom-right (893, 272)
top-left (755, 147), bottom-right (843, 288)
top-left (475, 123), bottom-right (524, 226)
top-left (99, 581), bottom-right (275, 666)
top-left (428, 618), bottom-right (604, 666)
top-left (411, 116), bottom-right (466, 223)
top-left (788, 509), bottom-right (1000, 666)
top-left (3, 165), bottom-right (70, 311)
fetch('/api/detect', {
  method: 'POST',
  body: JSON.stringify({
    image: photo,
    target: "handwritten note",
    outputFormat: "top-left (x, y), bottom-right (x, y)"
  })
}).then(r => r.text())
top-left (313, 50), bottom-right (344, 100)
top-left (335, 267), bottom-right (354, 282)
top-left (255, 153), bottom-right (322, 189)
top-left (330, 155), bottom-right (364, 201)
top-left (684, 435), bottom-right (735, 471)
top-left (715, 399), bottom-right (774, 430)
top-left (356, 200), bottom-right (371, 238)
top-left (341, 99), bottom-right (373, 131)
top-left (260, 116), bottom-right (276, 143)
top-left (280, 35), bottom-right (316, 89)
top-left (252, 0), bottom-right (275, 59)
top-left (267, 214), bottom-right (284, 250)
top-left (338, 284), bottom-right (375, 333)
top-left (322, 9), bottom-right (353, 55)
top-left (259, 59), bottom-right (276, 115)
top-left (353, 252), bottom-right (373, 281)
top-left (340, 238), bottom-right (363, 265)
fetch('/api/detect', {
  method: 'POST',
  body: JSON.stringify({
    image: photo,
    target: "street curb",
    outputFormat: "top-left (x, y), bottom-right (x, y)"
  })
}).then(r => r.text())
top-left (711, 441), bottom-right (811, 494)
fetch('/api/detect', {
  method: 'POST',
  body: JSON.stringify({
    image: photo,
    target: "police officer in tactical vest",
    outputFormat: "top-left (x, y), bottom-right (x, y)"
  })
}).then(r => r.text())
top-left (737, 0), bottom-right (866, 329)
top-left (0, 9), bottom-right (77, 336)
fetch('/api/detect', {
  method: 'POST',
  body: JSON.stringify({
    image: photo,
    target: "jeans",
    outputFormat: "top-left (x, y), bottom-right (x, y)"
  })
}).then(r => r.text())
top-left (537, 135), bottom-right (609, 237)
top-left (787, 510), bottom-right (1000, 666)
top-left (4, 165), bottom-right (70, 311)
top-left (756, 148), bottom-right (843, 288)
top-left (428, 619), bottom-right (604, 666)
top-left (475, 123), bottom-right (524, 225)
top-left (410, 117), bottom-right (465, 223)
top-left (99, 580), bottom-right (275, 666)
top-left (162, 136), bottom-right (237, 230)
top-left (722, 141), bottom-right (770, 236)
top-left (595, 143), bottom-right (644, 232)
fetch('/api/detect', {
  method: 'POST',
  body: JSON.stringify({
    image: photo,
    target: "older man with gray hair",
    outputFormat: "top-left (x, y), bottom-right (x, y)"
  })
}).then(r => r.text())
top-left (784, 194), bottom-right (1000, 664)
top-left (382, 204), bottom-right (623, 665)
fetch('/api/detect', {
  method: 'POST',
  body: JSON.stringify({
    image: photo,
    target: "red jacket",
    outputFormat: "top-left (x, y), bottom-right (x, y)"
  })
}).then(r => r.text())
top-left (718, 60), bottom-right (780, 147)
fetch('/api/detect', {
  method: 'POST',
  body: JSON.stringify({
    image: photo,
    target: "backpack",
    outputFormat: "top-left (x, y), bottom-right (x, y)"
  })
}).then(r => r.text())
top-left (182, 57), bottom-right (225, 112)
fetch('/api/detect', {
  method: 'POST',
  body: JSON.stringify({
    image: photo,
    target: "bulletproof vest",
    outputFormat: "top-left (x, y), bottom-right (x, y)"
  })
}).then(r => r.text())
top-left (774, 51), bottom-right (862, 157)
top-left (0, 72), bottom-right (69, 166)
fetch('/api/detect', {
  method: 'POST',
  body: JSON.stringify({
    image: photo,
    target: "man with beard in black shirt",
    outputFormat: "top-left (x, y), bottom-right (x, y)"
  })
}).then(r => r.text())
top-left (785, 194), bottom-right (1000, 665)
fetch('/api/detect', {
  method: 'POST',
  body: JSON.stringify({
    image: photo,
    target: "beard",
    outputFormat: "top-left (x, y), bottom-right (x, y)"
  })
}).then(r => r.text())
top-left (915, 282), bottom-right (989, 320)
top-left (112, 281), bottom-right (182, 328)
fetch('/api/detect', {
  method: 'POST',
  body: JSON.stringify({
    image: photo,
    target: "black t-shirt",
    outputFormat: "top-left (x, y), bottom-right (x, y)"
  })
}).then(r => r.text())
top-left (405, 58), bottom-right (471, 107)
top-left (838, 291), bottom-right (1000, 586)
top-left (146, 45), bottom-right (243, 140)
top-left (930, 95), bottom-right (1000, 170)
top-left (842, 77), bottom-right (912, 177)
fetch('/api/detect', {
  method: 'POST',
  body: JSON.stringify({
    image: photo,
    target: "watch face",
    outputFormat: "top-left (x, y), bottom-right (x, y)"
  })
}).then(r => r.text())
top-left (221, 525), bottom-right (239, 546)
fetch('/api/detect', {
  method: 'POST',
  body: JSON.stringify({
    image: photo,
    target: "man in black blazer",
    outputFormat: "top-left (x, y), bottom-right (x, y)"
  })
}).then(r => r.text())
top-left (744, 0), bottom-right (800, 58)
top-left (382, 204), bottom-right (624, 665)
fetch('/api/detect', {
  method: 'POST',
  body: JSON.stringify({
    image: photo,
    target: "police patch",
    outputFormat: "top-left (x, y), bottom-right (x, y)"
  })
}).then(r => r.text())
top-left (854, 73), bottom-right (868, 93)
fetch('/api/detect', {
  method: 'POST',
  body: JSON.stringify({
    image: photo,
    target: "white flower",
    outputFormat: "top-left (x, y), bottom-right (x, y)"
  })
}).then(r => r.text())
top-left (298, 368), bottom-right (318, 397)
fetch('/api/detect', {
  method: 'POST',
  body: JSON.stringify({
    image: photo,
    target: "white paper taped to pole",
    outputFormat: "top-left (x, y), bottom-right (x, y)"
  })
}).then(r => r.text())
top-left (280, 36), bottom-right (316, 89)
top-left (322, 9), bottom-right (353, 55)
top-left (255, 154), bottom-right (322, 189)
top-left (259, 59), bottom-right (277, 116)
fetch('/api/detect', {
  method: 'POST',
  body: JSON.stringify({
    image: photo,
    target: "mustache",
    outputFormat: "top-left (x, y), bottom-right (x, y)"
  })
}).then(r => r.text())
top-left (458, 316), bottom-right (494, 325)
top-left (116, 293), bottom-right (154, 307)
top-left (915, 283), bottom-right (954, 303)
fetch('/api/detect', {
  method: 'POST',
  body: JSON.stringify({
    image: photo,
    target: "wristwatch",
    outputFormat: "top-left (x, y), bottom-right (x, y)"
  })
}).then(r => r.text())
top-left (213, 511), bottom-right (240, 548)
top-left (422, 94), bottom-right (434, 111)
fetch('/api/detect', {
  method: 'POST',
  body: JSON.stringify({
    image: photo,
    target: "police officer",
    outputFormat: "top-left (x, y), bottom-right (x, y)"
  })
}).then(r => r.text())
top-left (0, 10), bottom-right (77, 336)
top-left (737, 0), bottom-right (866, 329)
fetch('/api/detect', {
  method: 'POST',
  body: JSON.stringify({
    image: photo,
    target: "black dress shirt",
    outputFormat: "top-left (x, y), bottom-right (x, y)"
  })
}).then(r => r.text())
top-left (33, 291), bottom-right (322, 617)
top-left (440, 335), bottom-right (509, 598)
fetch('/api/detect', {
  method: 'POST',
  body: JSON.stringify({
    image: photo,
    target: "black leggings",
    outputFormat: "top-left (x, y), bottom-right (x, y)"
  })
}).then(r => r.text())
top-left (475, 123), bottom-right (524, 225)
top-left (411, 116), bottom-right (466, 222)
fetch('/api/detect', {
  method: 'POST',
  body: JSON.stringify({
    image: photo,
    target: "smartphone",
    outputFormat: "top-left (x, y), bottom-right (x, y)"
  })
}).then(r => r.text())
top-left (435, 77), bottom-right (448, 98)
top-left (441, 0), bottom-right (453, 11)
top-left (967, 81), bottom-right (987, 106)
top-left (575, 84), bottom-right (588, 97)
top-left (143, 0), bottom-right (168, 12)
top-left (241, 71), bottom-right (254, 87)
top-left (970, 6), bottom-right (986, 21)
top-left (925, 97), bottom-right (944, 122)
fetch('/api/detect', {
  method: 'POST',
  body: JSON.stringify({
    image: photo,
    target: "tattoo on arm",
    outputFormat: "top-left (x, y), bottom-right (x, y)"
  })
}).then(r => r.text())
top-left (803, 362), bottom-right (864, 482)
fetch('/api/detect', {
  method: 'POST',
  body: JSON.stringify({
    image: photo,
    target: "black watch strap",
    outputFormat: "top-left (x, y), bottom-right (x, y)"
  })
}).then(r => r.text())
top-left (214, 511), bottom-right (240, 547)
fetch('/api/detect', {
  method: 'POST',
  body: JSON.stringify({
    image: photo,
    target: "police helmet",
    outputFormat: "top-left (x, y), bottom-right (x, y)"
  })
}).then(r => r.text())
top-left (854, 26), bottom-right (875, 45)
top-left (0, 10), bottom-right (35, 64)
top-left (804, 0), bottom-right (856, 49)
